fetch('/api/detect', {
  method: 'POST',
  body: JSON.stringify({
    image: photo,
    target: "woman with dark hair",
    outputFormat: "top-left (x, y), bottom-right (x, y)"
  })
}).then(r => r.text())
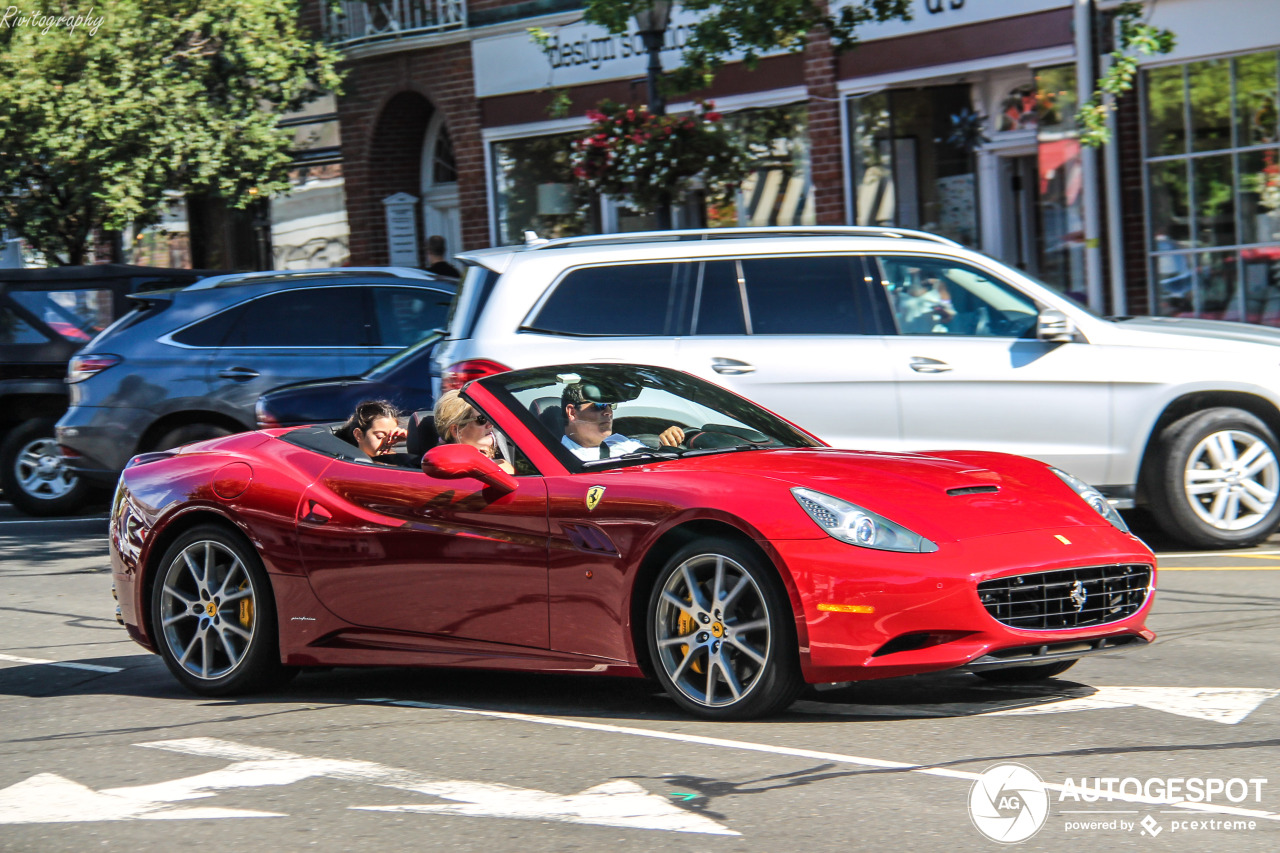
top-left (336, 399), bottom-right (405, 460)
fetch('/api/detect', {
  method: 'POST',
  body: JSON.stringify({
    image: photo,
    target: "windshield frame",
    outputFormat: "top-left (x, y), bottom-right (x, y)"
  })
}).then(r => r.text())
top-left (476, 363), bottom-right (824, 473)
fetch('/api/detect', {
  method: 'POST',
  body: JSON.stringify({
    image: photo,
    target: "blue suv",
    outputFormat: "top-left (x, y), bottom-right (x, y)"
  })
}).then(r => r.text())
top-left (56, 268), bottom-right (456, 486)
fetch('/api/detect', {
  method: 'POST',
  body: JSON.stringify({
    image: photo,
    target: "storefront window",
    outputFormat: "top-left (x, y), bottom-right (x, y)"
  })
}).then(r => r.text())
top-left (700, 104), bottom-right (813, 228)
top-left (1034, 64), bottom-right (1083, 295)
top-left (1143, 49), bottom-right (1280, 325)
top-left (492, 133), bottom-right (601, 245)
top-left (848, 85), bottom-right (979, 246)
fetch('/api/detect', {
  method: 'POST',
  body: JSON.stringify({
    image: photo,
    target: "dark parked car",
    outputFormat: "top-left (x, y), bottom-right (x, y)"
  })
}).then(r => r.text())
top-left (1, 264), bottom-right (223, 515)
top-left (254, 331), bottom-right (443, 429)
top-left (56, 268), bottom-right (456, 486)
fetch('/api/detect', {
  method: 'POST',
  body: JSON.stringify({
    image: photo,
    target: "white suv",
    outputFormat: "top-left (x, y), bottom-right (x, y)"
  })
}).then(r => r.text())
top-left (437, 227), bottom-right (1280, 549)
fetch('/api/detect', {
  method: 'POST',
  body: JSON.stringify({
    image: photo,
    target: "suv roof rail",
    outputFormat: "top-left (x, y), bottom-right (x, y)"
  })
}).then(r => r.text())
top-left (520, 226), bottom-right (962, 251)
top-left (184, 267), bottom-right (440, 290)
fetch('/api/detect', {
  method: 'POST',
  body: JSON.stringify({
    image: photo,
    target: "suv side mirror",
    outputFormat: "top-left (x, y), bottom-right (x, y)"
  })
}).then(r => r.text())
top-left (1037, 309), bottom-right (1079, 343)
top-left (422, 444), bottom-right (517, 494)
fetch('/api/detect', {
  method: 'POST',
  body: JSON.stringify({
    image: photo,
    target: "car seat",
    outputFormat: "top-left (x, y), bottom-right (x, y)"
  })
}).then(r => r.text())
top-left (406, 410), bottom-right (439, 463)
top-left (530, 396), bottom-right (566, 437)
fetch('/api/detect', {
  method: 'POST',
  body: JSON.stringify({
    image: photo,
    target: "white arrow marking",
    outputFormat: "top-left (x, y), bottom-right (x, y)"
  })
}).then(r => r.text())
top-left (985, 686), bottom-right (1280, 724)
top-left (355, 780), bottom-right (735, 835)
top-left (792, 686), bottom-right (1280, 725)
top-left (0, 737), bottom-right (734, 834)
top-left (0, 773), bottom-right (281, 823)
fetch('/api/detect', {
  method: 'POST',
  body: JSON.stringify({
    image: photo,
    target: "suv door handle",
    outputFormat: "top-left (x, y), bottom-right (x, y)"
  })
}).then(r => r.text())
top-left (218, 366), bottom-right (261, 381)
top-left (909, 357), bottom-right (952, 374)
top-left (712, 357), bottom-right (755, 375)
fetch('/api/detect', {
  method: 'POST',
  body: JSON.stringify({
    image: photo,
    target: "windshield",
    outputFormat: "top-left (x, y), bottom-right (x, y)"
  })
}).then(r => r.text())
top-left (365, 330), bottom-right (444, 379)
top-left (479, 364), bottom-right (822, 470)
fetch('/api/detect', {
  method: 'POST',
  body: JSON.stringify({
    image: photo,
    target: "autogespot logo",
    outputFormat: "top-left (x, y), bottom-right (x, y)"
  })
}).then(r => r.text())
top-left (969, 763), bottom-right (1051, 843)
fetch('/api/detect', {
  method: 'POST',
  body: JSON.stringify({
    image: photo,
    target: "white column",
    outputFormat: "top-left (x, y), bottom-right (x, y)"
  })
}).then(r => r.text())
top-left (1075, 0), bottom-right (1105, 312)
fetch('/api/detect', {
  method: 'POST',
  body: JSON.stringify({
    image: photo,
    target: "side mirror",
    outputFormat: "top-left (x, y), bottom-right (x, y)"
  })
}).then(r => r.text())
top-left (422, 444), bottom-right (517, 494)
top-left (1036, 309), bottom-right (1078, 343)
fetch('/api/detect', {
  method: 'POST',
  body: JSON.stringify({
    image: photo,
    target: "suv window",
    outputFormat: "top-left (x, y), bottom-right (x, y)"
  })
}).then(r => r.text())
top-left (739, 256), bottom-right (862, 335)
top-left (9, 288), bottom-right (114, 342)
top-left (223, 287), bottom-right (366, 347)
top-left (170, 304), bottom-right (244, 347)
top-left (877, 256), bottom-right (1039, 337)
top-left (528, 263), bottom-right (690, 336)
top-left (372, 286), bottom-right (452, 348)
top-left (689, 261), bottom-right (746, 335)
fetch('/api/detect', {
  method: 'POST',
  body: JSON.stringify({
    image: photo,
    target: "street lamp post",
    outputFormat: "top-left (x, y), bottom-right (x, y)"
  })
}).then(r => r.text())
top-left (634, 0), bottom-right (673, 228)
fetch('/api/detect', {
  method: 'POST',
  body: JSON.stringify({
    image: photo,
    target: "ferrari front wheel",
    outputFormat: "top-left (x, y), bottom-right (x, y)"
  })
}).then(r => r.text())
top-left (151, 524), bottom-right (294, 696)
top-left (647, 539), bottom-right (802, 720)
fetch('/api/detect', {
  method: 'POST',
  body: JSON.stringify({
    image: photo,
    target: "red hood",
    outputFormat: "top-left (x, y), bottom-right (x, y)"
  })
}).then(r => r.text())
top-left (634, 447), bottom-right (1110, 543)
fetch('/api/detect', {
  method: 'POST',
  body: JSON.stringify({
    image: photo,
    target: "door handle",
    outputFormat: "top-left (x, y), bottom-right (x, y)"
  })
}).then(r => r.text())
top-left (218, 366), bottom-right (261, 381)
top-left (909, 357), bottom-right (952, 374)
top-left (711, 357), bottom-right (756, 375)
top-left (299, 500), bottom-right (332, 524)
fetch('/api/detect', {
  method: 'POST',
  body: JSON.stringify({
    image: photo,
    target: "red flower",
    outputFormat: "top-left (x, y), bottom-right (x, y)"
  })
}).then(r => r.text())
top-left (585, 109), bottom-right (605, 122)
top-left (707, 112), bottom-right (721, 122)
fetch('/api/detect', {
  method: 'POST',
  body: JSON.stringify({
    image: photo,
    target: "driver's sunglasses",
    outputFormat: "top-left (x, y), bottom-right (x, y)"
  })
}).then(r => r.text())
top-left (576, 402), bottom-right (617, 413)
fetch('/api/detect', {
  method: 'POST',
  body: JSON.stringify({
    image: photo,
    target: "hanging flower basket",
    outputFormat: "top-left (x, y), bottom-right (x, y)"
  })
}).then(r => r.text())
top-left (570, 100), bottom-right (747, 213)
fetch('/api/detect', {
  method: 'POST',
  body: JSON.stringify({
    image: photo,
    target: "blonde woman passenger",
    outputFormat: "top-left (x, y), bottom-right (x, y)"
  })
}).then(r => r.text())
top-left (433, 390), bottom-right (516, 474)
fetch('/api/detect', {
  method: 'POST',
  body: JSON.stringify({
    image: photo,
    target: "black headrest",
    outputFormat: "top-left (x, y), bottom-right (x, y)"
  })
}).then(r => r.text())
top-left (406, 409), bottom-right (439, 458)
top-left (531, 396), bottom-right (566, 438)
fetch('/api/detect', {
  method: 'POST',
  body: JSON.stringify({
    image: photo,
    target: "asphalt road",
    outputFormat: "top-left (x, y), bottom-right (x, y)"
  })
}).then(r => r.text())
top-left (3, 500), bottom-right (1280, 852)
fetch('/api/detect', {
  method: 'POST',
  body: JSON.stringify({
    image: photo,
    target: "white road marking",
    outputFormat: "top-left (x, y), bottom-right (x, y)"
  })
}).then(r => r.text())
top-left (791, 686), bottom-right (1280, 725)
top-left (359, 698), bottom-right (1280, 823)
top-left (0, 653), bottom-right (121, 673)
top-left (0, 737), bottom-right (735, 834)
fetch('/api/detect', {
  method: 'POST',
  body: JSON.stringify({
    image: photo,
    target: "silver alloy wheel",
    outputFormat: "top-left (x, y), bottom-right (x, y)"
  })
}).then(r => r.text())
top-left (1184, 428), bottom-right (1280, 531)
top-left (158, 539), bottom-right (258, 680)
top-left (653, 553), bottom-right (771, 708)
top-left (13, 437), bottom-right (78, 501)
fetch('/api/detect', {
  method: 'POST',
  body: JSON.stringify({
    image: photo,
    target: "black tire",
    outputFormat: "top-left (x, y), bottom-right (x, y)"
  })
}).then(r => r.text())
top-left (646, 538), bottom-right (803, 720)
top-left (1145, 407), bottom-right (1280, 549)
top-left (150, 523), bottom-right (295, 696)
top-left (0, 417), bottom-right (91, 516)
top-left (154, 423), bottom-right (234, 451)
top-left (975, 659), bottom-right (1077, 683)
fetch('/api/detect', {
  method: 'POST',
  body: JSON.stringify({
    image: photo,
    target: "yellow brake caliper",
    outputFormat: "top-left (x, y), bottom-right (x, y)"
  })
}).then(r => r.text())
top-left (677, 610), bottom-right (703, 674)
top-left (238, 581), bottom-right (253, 628)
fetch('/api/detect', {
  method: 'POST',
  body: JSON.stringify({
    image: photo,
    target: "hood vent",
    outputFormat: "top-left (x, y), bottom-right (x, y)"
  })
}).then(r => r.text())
top-left (947, 485), bottom-right (999, 496)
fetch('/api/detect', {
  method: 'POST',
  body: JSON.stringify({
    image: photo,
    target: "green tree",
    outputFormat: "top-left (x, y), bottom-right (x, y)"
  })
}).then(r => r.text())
top-left (0, 0), bottom-right (342, 264)
top-left (580, 0), bottom-right (912, 93)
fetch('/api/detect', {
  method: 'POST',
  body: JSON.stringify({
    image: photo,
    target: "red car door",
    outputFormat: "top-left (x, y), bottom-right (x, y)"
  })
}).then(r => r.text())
top-left (296, 460), bottom-right (551, 649)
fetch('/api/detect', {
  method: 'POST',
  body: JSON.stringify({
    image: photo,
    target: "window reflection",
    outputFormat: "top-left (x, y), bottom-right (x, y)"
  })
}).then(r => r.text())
top-left (1145, 65), bottom-right (1185, 157)
top-left (492, 133), bottom-right (601, 245)
top-left (1144, 49), bottom-right (1280, 325)
top-left (1189, 59), bottom-right (1232, 153)
top-left (1193, 154), bottom-right (1236, 247)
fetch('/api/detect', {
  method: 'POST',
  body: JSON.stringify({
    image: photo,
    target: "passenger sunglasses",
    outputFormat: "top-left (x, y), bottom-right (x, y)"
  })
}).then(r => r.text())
top-left (464, 414), bottom-right (490, 427)
top-left (577, 402), bottom-right (617, 413)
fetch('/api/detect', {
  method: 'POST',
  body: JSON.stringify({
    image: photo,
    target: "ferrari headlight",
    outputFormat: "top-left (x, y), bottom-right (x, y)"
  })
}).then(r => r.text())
top-left (1049, 467), bottom-right (1130, 532)
top-left (792, 488), bottom-right (938, 553)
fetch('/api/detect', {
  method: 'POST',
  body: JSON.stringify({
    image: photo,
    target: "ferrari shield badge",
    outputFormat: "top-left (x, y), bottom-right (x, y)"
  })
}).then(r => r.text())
top-left (586, 485), bottom-right (606, 511)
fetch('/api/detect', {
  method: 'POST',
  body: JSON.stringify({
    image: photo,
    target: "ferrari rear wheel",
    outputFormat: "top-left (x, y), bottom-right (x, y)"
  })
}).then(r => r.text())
top-left (647, 539), bottom-right (802, 720)
top-left (975, 659), bottom-right (1078, 683)
top-left (151, 524), bottom-right (294, 696)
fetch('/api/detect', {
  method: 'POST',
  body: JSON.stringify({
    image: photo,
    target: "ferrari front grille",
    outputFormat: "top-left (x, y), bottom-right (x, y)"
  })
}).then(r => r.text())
top-left (977, 564), bottom-right (1152, 630)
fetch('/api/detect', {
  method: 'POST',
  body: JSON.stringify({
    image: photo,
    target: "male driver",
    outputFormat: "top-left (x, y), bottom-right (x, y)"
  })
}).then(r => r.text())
top-left (560, 381), bottom-right (684, 461)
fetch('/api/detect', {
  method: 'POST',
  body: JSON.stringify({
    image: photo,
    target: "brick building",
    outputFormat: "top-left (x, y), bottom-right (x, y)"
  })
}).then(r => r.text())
top-left (290, 0), bottom-right (1279, 323)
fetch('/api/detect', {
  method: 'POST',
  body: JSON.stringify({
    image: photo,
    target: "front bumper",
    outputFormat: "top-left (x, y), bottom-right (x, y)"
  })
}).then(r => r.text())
top-left (766, 524), bottom-right (1156, 684)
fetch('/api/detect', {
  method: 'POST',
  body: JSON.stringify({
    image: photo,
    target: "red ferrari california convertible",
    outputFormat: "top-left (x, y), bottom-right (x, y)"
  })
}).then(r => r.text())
top-left (110, 364), bottom-right (1156, 719)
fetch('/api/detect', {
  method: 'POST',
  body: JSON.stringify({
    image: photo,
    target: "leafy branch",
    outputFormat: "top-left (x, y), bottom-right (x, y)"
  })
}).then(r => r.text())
top-left (1080, 1), bottom-right (1175, 147)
